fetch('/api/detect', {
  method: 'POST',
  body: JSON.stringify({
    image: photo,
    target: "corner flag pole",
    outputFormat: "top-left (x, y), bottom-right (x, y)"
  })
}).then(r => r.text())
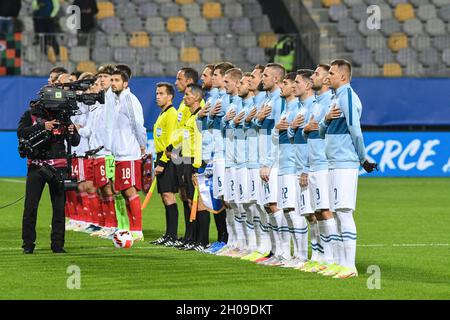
top-left (189, 186), bottom-right (199, 222)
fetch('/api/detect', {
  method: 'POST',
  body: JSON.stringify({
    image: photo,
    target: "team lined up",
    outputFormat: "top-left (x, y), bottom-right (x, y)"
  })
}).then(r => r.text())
top-left (152, 60), bottom-right (376, 279)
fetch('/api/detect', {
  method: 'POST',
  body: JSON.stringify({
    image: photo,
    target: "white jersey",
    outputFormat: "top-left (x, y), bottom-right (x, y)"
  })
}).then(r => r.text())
top-left (71, 102), bottom-right (90, 156)
top-left (111, 87), bottom-right (147, 161)
top-left (77, 88), bottom-right (116, 157)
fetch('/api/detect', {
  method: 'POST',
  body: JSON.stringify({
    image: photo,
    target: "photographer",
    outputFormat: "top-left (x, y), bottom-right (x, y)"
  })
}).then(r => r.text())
top-left (17, 99), bottom-right (80, 254)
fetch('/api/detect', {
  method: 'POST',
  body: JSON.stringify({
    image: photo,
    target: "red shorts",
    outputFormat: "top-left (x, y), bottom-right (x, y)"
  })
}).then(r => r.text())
top-left (93, 158), bottom-right (109, 188)
top-left (71, 158), bottom-right (94, 182)
top-left (115, 160), bottom-right (142, 191)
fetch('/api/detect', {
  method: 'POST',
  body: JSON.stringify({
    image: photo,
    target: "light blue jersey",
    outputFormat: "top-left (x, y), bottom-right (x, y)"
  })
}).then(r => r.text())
top-left (246, 91), bottom-right (266, 169)
top-left (288, 95), bottom-right (315, 174)
top-left (234, 95), bottom-right (254, 169)
top-left (272, 97), bottom-right (299, 176)
top-left (199, 87), bottom-right (219, 162)
top-left (303, 90), bottom-right (332, 172)
top-left (319, 83), bottom-right (366, 169)
top-left (207, 88), bottom-right (230, 159)
top-left (255, 87), bottom-right (283, 168)
top-left (223, 95), bottom-right (242, 168)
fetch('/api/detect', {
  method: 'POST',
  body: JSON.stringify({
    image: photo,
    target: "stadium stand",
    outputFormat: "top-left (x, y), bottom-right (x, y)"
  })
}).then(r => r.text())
top-left (304, 0), bottom-right (450, 76)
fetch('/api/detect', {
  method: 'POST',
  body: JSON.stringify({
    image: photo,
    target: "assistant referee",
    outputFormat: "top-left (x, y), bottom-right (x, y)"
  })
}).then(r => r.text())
top-left (151, 82), bottom-right (180, 246)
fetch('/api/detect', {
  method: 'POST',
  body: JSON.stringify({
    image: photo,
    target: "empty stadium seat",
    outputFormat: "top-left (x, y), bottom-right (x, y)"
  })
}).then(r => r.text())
top-left (98, 16), bottom-right (122, 33)
top-left (432, 0), bottom-right (449, 7)
top-left (396, 48), bottom-right (418, 67)
top-left (71, 46), bottom-right (90, 63)
top-left (432, 35), bottom-right (450, 50)
top-left (353, 48), bottom-right (373, 66)
top-left (175, 0), bottom-right (194, 4)
top-left (258, 33), bottom-right (277, 48)
top-left (96, 2), bottom-right (115, 20)
top-left (210, 18), bottom-right (230, 34)
top-left (188, 18), bottom-right (209, 33)
top-left (322, 0), bottom-right (341, 7)
top-left (231, 17), bottom-right (252, 33)
top-left (202, 48), bottom-right (222, 62)
top-left (403, 19), bottom-right (424, 36)
top-left (180, 47), bottom-right (201, 63)
top-left (252, 16), bottom-right (272, 33)
top-left (388, 32), bottom-right (408, 52)
top-left (158, 47), bottom-right (179, 63)
top-left (425, 18), bottom-right (446, 36)
top-left (136, 47), bottom-right (158, 62)
top-left (383, 63), bottom-right (403, 76)
top-left (224, 47), bottom-right (244, 63)
top-left (246, 47), bottom-right (266, 65)
top-left (410, 35), bottom-right (431, 51)
top-left (216, 34), bottom-right (238, 48)
top-left (351, 4), bottom-right (367, 21)
top-left (380, 19), bottom-right (401, 36)
top-left (328, 4), bottom-right (347, 22)
top-left (160, 3), bottom-right (180, 18)
top-left (419, 47), bottom-right (440, 66)
top-left (93, 47), bottom-right (113, 62)
top-left (344, 35), bottom-right (365, 52)
top-left (404, 62), bottom-right (425, 77)
top-left (442, 48), bottom-right (450, 66)
top-left (129, 32), bottom-right (150, 48)
top-left (417, 4), bottom-right (437, 21)
top-left (374, 48), bottom-right (395, 65)
top-left (114, 47), bottom-right (136, 63)
top-left (172, 34), bottom-right (194, 48)
top-left (167, 17), bottom-right (187, 33)
top-left (366, 35), bottom-right (386, 50)
top-left (116, 2), bottom-right (137, 19)
top-left (138, 2), bottom-right (158, 18)
top-left (181, 3), bottom-right (201, 17)
top-left (224, 3), bottom-right (243, 17)
top-left (359, 63), bottom-right (381, 77)
top-left (123, 17), bottom-right (143, 33)
top-left (437, 5), bottom-right (450, 22)
top-left (107, 34), bottom-right (128, 47)
top-left (152, 35), bottom-right (172, 48)
top-left (194, 34), bottom-right (216, 48)
top-left (145, 17), bottom-right (165, 33)
top-left (395, 3), bottom-right (415, 22)
top-left (238, 34), bottom-right (257, 48)
top-left (203, 2), bottom-right (222, 19)
top-left (242, 3), bottom-right (262, 18)
top-left (337, 19), bottom-right (357, 36)
top-left (77, 61), bottom-right (97, 74)
top-left (142, 61), bottom-right (165, 76)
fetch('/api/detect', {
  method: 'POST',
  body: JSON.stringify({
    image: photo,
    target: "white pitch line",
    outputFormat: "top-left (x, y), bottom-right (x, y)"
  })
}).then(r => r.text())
top-left (0, 178), bottom-right (26, 184)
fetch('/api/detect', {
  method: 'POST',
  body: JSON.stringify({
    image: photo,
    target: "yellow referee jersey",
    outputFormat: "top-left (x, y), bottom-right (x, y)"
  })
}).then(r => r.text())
top-left (164, 107), bottom-right (202, 169)
top-left (153, 105), bottom-right (178, 165)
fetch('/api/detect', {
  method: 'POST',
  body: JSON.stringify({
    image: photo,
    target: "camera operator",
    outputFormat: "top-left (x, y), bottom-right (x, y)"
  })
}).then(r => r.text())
top-left (17, 92), bottom-right (81, 254)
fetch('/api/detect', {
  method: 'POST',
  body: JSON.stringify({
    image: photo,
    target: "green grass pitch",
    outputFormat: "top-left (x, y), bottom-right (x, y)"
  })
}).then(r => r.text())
top-left (0, 177), bottom-right (448, 300)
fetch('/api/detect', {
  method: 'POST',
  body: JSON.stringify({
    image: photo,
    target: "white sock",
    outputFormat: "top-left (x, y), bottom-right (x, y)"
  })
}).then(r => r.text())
top-left (268, 210), bottom-right (282, 257)
top-left (232, 203), bottom-right (245, 249)
top-left (308, 220), bottom-right (321, 262)
top-left (336, 209), bottom-right (357, 269)
top-left (225, 207), bottom-right (236, 248)
top-left (255, 205), bottom-right (271, 254)
top-left (318, 219), bottom-right (334, 264)
top-left (280, 212), bottom-right (291, 259)
top-left (324, 218), bottom-right (340, 265)
top-left (242, 203), bottom-right (257, 252)
top-left (334, 212), bottom-right (346, 266)
top-left (286, 210), bottom-right (308, 261)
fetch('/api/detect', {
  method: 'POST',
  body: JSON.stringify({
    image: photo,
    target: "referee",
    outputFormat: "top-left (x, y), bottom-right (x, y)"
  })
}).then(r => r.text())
top-left (165, 84), bottom-right (210, 251)
top-left (151, 83), bottom-right (180, 246)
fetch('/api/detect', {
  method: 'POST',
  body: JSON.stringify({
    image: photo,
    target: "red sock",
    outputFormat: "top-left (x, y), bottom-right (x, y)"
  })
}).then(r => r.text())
top-left (101, 199), bottom-right (111, 228)
top-left (128, 195), bottom-right (142, 232)
top-left (66, 191), bottom-right (75, 220)
top-left (70, 191), bottom-right (79, 221)
top-left (88, 193), bottom-right (101, 226)
top-left (79, 192), bottom-right (92, 223)
top-left (106, 196), bottom-right (118, 228)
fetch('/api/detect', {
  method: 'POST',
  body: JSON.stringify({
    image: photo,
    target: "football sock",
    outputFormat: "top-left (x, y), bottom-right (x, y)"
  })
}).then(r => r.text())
top-left (79, 192), bottom-right (91, 223)
top-left (213, 210), bottom-right (228, 243)
top-left (165, 203), bottom-right (179, 239)
top-left (255, 205), bottom-right (271, 254)
top-left (127, 195), bottom-right (142, 232)
top-left (225, 207), bottom-right (236, 247)
top-left (279, 211), bottom-right (291, 259)
top-left (196, 210), bottom-right (210, 247)
top-left (318, 219), bottom-right (334, 264)
top-left (114, 193), bottom-right (129, 230)
top-left (243, 203), bottom-right (257, 252)
top-left (269, 210), bottom-right (284, 258)
top-left (336, 209), bottom-right (357, 268)
top-left (309, 220), bottom-right (322, 262)
top-left (88, 193), bottom-right (101, 226)
top-left (286, 210), bottom-right (308, 261)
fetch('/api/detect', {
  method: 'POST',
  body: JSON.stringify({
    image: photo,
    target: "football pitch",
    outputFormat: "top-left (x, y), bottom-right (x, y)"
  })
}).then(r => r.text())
top-left (0, 177), bottom-right (448, 300)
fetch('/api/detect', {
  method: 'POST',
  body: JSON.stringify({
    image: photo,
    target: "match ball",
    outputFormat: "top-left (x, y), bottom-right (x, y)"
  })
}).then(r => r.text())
top-left (112, 230), bottom-right (134, 249)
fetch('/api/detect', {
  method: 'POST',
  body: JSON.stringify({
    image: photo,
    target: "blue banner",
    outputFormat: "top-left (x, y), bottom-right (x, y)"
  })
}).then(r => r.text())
top-left (1, 131), bottom-right (449, 177)
top-left (1, 77), bottom-right (450, 130)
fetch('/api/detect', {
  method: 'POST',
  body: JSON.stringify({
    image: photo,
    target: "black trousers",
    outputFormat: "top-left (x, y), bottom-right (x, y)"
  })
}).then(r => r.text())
top-left (22, 165), bottom-right (66, 250)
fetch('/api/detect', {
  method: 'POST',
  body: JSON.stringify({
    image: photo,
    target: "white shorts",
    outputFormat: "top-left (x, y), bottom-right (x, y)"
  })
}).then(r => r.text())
top-left (224, 167), bottom-right (236, 203)
top-left (235, 167), bottom-right (249, 204)
top-left (247, 168), bottom-right (262, 204)
top-left (329, 168), bottom-right (359, 211)
top-left (213, 158), bottom-right (225, 198)
top-left (261, 167), bottom-right (278, 205)
top-left (298, 182), bottom-right (314, 216)
top-left (308, 170), bottom-right (331, 211)
top-left (277, 174), bottom-right (297, 209)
